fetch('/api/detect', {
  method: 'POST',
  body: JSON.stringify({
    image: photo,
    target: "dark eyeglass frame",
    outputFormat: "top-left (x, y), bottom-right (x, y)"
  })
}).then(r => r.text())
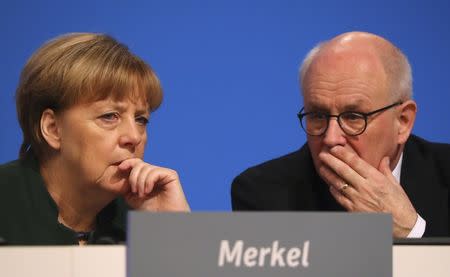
top-left (297, 101), bottom-right (403, 136)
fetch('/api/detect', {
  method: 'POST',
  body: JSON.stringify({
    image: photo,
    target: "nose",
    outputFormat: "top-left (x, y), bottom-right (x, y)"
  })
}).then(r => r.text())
top-left (118, 119), bottom-right (143, 150)
top-left (322, 117), bottom-right (346, 148)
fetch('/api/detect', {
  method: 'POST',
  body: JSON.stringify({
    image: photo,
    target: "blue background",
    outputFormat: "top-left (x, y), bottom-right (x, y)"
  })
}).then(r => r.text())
top-left (1, 0), bottom-right (449, 210)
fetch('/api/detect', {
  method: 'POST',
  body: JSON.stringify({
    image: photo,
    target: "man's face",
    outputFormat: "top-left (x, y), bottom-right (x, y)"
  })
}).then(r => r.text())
top-left (303, 50), bottom-right (401, 174)
top-left (55, 97), bottom-right (149, 195)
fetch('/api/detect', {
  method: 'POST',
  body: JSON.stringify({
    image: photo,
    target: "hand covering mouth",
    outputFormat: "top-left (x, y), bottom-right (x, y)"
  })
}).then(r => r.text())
top-left (111, 159), bottom-right (131, 166)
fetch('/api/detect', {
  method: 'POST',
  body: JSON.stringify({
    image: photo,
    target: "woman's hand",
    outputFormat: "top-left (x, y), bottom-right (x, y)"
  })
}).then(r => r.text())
top-left (118, 158), bottom-right (190, 212)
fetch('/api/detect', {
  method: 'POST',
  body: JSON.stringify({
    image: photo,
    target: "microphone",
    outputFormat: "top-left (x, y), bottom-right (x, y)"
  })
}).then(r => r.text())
top-left (76, 231), bottom-right (91, 242)
top-left (94, 236), bottom-right (118, 245)
top-left (91, 228), bottom-right (125, 244)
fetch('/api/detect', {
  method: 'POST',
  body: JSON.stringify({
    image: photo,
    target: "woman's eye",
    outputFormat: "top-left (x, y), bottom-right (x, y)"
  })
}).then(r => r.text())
top-left (136, 116), bottom-right (149, 126)
top-left (100, 112), bottom-right (119, 122)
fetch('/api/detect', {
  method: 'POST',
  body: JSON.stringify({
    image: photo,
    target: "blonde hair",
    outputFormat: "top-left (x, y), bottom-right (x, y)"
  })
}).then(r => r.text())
top-left (15, 33), bottom-right (163, 159)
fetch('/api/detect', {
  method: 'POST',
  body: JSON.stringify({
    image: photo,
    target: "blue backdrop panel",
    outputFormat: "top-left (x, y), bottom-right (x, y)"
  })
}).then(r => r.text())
top-left (1, 0), bottom-right (449, 210)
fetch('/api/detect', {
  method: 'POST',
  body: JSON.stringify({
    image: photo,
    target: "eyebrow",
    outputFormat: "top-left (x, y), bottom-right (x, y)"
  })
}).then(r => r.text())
top-left (111, 102), bottom-right (127, 111)
top-left (305, 103), bottom-right (328, 112)
top-left (342, 100), bottom-right (373, 112)
top-left (341, 103), bottom-right (361, 111)
top-left (135, 109), bottom-right (150, 117)
top-left (95, 101), bottom-right (150, 115)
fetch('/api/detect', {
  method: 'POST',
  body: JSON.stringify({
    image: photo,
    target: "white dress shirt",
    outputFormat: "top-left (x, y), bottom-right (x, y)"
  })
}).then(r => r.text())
top-left (392, 153), bottom-right (426, 238)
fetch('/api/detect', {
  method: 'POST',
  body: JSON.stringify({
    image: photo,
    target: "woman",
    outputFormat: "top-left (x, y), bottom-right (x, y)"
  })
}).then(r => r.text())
top-left (0, 33), bottom-right (190, 245)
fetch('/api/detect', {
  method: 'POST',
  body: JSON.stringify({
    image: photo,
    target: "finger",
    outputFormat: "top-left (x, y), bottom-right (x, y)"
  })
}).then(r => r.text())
top-left (129, 162), bottom-right (146, 194)
top-left (118, 158), bottom-right (142, 171)
top-left (329, 186), bottom-right (353, 211)
top-left (319, 151), bottom-right (365, 191)
top-left (144, 167), bottom-right (179, 194)
top-left (144, 170), bottom-right (158, 194)
top-left (337, 183), bottom-right (356, 198)
top-left (329, 146), bottom-right (379, 179)
top-left (136, 166), bottom-right (155, 197)
top-left (318, 163), bottom-right (347, 191)
top-left (320, 164), bottom-right (358, 200)
top-left (378, 156), bottom-right (399, 185)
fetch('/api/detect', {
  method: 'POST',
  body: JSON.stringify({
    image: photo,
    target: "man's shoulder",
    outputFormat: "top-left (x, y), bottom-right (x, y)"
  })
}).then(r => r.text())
top-left (231, 144), bottom-right (319, 210)
top-left (405, 134), bottom-right (450, 184)
top-left (406, 134), bottom-right (450, 159)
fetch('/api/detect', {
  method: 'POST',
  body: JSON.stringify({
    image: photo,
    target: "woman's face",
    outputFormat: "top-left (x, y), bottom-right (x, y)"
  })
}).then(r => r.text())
top-left (55, 97), bottom-right (150, 194)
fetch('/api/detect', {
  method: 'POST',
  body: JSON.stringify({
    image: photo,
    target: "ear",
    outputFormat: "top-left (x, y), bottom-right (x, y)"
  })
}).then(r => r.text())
top-left (40, 109), bottom-right (62, 150)
top-left (397, 100), bottom-right (417, 145)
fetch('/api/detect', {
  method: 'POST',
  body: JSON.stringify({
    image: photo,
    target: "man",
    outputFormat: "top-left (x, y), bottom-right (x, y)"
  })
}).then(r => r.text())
top-left (231, 32), bottom-right (449, 238)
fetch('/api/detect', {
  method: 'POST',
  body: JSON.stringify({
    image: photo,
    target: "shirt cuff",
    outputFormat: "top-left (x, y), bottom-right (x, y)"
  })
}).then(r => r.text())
top-left (407, 214), bottom-right (426, 238)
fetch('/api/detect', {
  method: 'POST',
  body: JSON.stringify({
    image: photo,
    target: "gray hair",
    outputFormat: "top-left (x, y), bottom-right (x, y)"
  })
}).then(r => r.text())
top-left (299, 40), bottom-right (413, 101)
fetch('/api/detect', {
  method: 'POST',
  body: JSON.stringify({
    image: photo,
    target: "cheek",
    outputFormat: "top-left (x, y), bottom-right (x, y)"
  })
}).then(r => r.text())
top-left (351, 130), bottom-right (395, 168)
top-left (77, 136), bottom-right (117, 175)
top-left (79, 144), bottom-right (108, 170)
top-left (307, 138), bottom-right (320, 155)
top-left (135, 133), bottom-right (147, 158)
top-left (135, 145), bottom-right (145, 159)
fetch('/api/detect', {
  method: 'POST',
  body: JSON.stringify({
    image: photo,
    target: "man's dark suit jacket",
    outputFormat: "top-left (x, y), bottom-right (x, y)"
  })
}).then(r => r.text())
top-left (231, 135), bottom-right (449, 237)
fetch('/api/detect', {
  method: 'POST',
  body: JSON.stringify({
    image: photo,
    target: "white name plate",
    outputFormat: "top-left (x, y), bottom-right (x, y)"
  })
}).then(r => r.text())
top-left (127, 212), bottom-right (392, 277)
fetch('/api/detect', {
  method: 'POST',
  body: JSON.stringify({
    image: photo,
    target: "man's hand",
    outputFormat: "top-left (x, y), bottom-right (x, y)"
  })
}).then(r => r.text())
top-left (318, 146), bottom-right (417, 238)
top-left (117, 158), bottom-right (190, 212)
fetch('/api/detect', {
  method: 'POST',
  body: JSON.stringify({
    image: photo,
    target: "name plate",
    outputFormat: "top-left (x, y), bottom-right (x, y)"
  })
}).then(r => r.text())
top-left (127, 212), bottom-right (391, 277)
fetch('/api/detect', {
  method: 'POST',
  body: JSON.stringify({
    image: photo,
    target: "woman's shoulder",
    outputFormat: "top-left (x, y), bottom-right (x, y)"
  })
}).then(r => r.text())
top-left (0, 157), bottom-right (40, 191)
top-left (0, 159), bottom-right (25, 183)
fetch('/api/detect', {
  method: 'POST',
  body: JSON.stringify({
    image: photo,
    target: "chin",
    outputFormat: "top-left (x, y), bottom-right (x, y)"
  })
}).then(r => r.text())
top-left (105, 179), bottom-right (130, 196)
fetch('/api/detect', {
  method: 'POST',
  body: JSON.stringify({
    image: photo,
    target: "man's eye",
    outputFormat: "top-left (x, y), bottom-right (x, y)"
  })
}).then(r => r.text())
top-left (342, 112), bottom-right (364, 121)
top-left (308, 113), bottom-right (327, 120)
top-left (136, 116), bottom-right (149, 126)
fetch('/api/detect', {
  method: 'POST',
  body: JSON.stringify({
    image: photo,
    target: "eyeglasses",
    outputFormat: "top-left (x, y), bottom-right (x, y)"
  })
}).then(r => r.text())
top-left (297, 102), bottom-right (402, 136)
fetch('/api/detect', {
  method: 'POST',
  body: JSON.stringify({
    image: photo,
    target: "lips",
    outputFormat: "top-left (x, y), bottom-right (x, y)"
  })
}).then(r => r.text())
top-left (111, 158), bottom-right (131, 166)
